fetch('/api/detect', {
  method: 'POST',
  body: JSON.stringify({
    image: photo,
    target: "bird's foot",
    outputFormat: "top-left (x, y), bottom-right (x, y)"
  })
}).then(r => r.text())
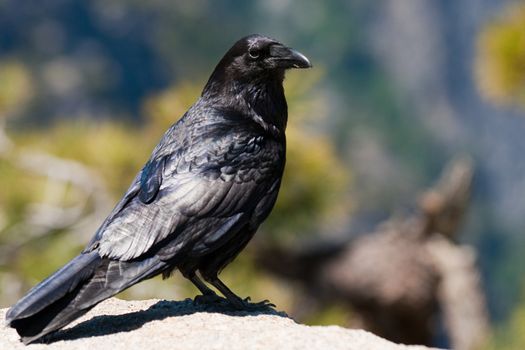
top-left (228, 296), bottom-right (276, 311)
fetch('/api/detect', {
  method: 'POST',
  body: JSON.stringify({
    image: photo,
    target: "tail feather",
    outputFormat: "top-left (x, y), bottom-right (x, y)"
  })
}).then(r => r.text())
top-left (6, 252), bottom-right (167, 344)
top-left (6, 252), bottom-right (100, 322)
top-left (9, 283), bottom-right (90, 344)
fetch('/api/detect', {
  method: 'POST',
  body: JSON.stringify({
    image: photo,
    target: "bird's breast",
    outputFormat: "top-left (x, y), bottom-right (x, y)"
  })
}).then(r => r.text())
top-left (215, 134), bottom-right (284, 184)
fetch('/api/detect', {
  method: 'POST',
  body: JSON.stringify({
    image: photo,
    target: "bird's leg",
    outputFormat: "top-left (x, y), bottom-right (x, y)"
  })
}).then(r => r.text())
top-left (180, 270), bottom-right (224, 305)
top-left (190, 274), bottom-right (216, 296)
top-left (206, 276), bottom-right (275, 310)
top-left (191, 276), bottom-right (224, 305)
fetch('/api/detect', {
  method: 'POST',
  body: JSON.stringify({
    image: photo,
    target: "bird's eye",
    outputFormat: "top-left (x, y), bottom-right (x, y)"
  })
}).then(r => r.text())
top-left (248, 48), bottom-right (260, 59)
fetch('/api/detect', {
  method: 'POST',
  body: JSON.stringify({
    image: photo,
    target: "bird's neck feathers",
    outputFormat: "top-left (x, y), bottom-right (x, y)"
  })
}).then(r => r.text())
top-left (202, 70), bottom-right (288, 137)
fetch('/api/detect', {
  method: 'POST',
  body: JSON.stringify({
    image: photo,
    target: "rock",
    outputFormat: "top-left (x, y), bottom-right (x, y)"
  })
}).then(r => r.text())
top-left (1, 298), bottom-right (442, 349)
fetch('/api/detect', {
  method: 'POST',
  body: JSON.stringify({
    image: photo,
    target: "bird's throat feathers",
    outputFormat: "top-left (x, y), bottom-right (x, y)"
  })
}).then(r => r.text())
top-left (202, 71), bottom-right (288, 136)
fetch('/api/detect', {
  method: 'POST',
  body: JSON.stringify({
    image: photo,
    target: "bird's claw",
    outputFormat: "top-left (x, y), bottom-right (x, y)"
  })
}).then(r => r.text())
top-left (229, 297), bottom-right (275, 310)
top-left (248, 298), bottom-right (276, 309)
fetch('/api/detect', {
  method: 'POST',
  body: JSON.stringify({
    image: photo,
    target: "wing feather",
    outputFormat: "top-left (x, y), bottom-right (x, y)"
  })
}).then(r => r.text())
top-left (91, 107), bottom-right (283, 262)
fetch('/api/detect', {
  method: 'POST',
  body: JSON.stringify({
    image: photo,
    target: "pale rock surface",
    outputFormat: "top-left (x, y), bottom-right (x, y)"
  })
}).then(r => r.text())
top-left (1, 298), bottom-right (443, 350)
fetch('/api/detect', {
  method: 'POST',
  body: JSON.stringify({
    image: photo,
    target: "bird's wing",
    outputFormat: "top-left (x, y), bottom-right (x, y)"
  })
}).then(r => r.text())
top-left (88, 116), bottom-right (282, 261)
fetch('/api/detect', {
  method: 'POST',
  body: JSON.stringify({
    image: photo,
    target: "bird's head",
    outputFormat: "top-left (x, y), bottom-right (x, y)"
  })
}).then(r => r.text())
top-left (204, 34), bottom-right (312, 92)
top-left (234, 34), bottom-right (312, 71)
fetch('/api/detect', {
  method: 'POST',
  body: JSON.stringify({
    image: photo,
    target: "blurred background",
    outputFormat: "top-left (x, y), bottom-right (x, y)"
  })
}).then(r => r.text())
top-left (1, 1), bottom-right (525, 349)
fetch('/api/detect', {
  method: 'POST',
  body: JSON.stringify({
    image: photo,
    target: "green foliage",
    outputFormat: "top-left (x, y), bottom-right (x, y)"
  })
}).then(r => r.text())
top-left (0, 61), bottom-right (33, 117)
top-left (486, 289), bottom-right (525, 350)
top-left (302, 302), bottom-right (350, 327)
top-left (0, 159), bottom-right (43, 232)
top-left (16, 234), bottom-right (82, 283)
top-left (476, 3), bottom-right (525, 110)
top-left (14, 123), bottom-right (151, 195)
top-left (266, 123), bottom-right (349, 239)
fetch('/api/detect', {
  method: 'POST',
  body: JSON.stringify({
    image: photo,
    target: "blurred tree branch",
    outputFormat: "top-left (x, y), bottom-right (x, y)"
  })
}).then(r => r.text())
top-left (0, 125), bottom-right (112, 265)
top-left (257, 156), bottom-right (489, 349)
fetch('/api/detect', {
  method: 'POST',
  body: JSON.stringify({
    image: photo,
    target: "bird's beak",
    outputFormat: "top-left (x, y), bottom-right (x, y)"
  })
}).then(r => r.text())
top-left (269, 45), bottom-right (312, 69)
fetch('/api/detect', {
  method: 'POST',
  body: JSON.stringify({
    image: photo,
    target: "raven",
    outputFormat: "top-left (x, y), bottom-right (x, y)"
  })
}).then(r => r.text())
top-left (6, 34), bottom-right (311, 344)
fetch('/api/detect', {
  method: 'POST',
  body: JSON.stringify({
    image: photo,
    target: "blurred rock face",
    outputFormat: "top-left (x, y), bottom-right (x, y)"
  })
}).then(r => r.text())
top-left (322, 226), bottom-right (440, 345)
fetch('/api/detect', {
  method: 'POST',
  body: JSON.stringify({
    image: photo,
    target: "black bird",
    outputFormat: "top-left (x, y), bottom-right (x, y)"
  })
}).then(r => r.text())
top-left (6, 34), bottom-right (311, 344)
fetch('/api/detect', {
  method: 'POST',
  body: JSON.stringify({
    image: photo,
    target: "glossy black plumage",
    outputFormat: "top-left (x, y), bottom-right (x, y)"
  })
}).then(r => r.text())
top-left (6, 34), bottom-right (311, 344)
